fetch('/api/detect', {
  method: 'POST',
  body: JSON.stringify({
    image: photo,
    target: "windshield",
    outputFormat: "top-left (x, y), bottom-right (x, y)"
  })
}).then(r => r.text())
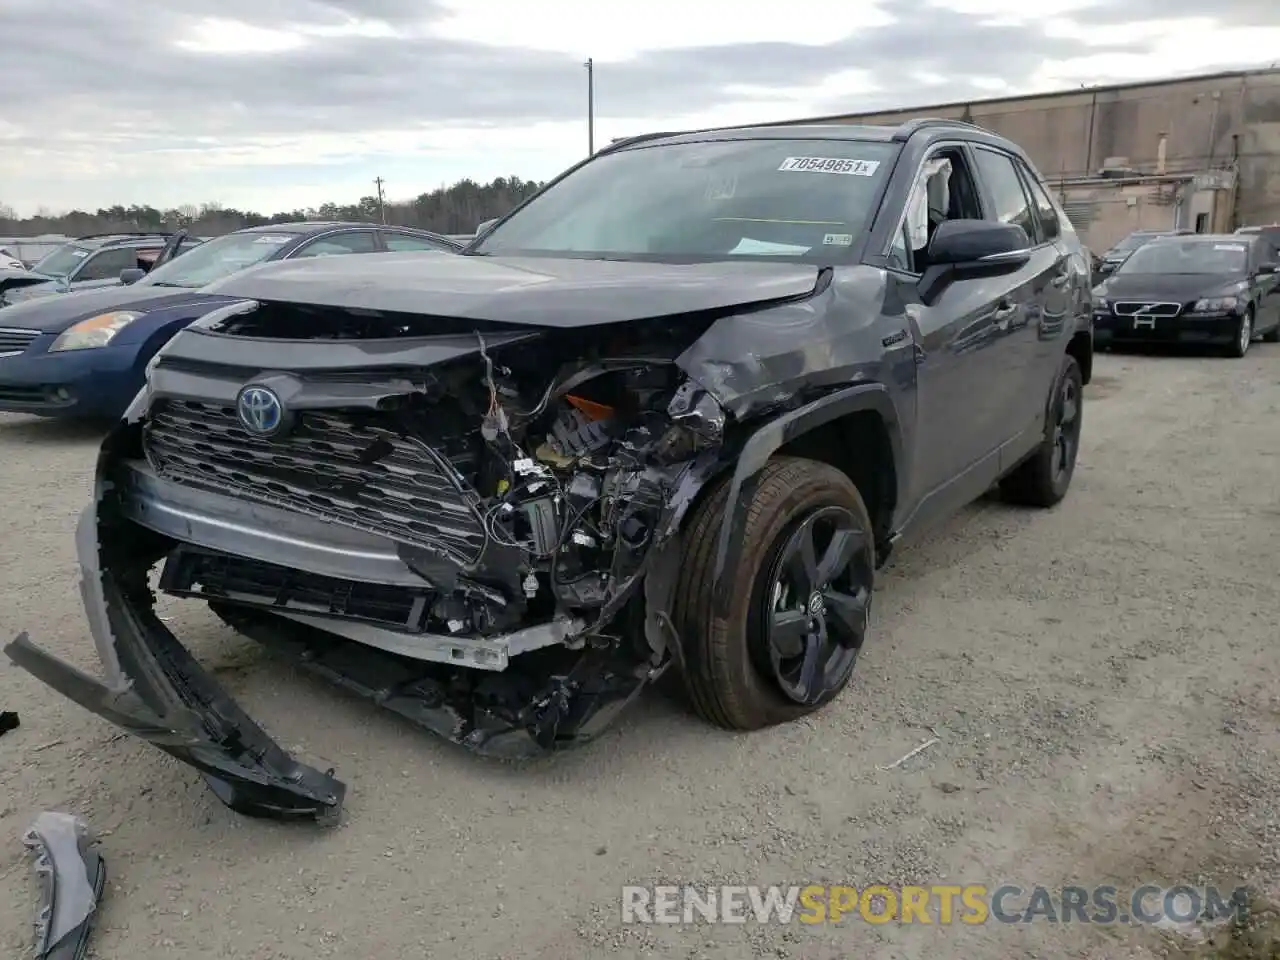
top-left (1116, 240), bottom-right (1249, 276)
top-left (31, 243), bottom-right (93, 277)
top-left (138, 232), bottom-right (292, 288)
top-left (471, 138), bottom-right (898, 262)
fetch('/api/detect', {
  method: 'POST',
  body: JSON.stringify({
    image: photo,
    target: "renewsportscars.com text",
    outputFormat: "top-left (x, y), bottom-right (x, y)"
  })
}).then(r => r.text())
top-left (621, 884), bottom-right (1250, 926)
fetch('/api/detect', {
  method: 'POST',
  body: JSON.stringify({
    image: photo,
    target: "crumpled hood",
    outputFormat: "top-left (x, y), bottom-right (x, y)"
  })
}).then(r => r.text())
top-left (1099, 273), bottom-right (1245, 303)
top-left (0, 283), bottom-right (235, 334)
top-left (0, 266), bottom-right (58, 301)
top-left (202, 252), bottom-right (822, 327)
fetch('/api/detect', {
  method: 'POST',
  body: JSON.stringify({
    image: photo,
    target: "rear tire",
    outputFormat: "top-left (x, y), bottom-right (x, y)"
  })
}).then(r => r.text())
top-left (672, 457), bottom-right (875, 731)
top-left (1000, 354), bottom-right (1083, 508)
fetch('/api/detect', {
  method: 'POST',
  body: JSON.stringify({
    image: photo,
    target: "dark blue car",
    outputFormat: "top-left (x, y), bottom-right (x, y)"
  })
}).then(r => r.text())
top-left (0, 221), bottom-right (460, 418)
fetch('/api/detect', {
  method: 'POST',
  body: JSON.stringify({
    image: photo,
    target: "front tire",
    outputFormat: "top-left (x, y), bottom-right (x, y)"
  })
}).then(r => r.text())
top-left (672, 457), bottom-right (875, 731)
top-left (1000, 354), bottom-right (1083, 508)
top-left (1226, 308), bottom-right (1253, 358)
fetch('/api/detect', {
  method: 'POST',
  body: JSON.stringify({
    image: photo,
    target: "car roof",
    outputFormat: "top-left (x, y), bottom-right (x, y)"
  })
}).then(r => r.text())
top-left (1145, 233), bottom-right (1253, 245)
top-left (234, 221), bottom-right (361, 235)
top-left (73, 233), bottom-right (174, 249)
top-left (626, 123), bottom-right (900, 147)
top-left (231, 221), bottom-right (449, 239)
top-left (604, 117), bottom-right (1016, 152)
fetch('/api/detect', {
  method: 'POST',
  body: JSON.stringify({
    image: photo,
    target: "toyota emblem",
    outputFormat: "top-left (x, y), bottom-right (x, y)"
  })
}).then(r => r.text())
top-left (236, 385), bottom-right (285, 437)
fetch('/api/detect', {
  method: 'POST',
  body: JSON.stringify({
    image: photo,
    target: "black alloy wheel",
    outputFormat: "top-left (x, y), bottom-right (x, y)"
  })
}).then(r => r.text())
top-left (1052, 369), bottom-right (1081, 488)
top-left (673, 457), bottom-right (877, 730)
top-left (754, 506), bottom-right (871, 706)
top-left (999, 353), bottom-right (1084, 507)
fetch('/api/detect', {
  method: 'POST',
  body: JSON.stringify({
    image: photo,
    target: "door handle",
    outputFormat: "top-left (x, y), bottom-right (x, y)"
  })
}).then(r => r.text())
top-left (1050, 273), bottom-right (1069, 288)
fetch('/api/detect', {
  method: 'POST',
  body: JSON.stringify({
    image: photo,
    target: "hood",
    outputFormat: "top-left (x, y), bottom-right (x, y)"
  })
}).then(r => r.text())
top-left (0, 282), bottom-right (234, 334)
top-left (0, 266), bottom-right (57, 300)
top-left (202, 252), bottom-right (822, 327)
top-left (1099, 273), bottom-right (1245, 303)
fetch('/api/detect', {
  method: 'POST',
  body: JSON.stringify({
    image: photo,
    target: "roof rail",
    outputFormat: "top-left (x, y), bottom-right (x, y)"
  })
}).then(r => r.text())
top-left (601, 118), bottom-right (816, 153)
top-left (891, 117), bottom-right (988, 142)
top-left (599, 131), bottom-right (688, 154)
top-left (73, 231), bottom-right (174, 241)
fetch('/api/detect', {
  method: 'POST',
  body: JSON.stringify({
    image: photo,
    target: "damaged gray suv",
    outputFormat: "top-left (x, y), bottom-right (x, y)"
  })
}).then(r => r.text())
top-left (7, 118), bottom-right (1093, 823)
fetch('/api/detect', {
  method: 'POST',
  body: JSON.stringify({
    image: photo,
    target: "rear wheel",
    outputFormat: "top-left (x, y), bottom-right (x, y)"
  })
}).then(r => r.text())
top-left (1000, 354), bottom-right (1083, 508)
top-left (1226, 308), bottom-right (1253, 358)
top-left (672, 457), bottom-right (875, 730)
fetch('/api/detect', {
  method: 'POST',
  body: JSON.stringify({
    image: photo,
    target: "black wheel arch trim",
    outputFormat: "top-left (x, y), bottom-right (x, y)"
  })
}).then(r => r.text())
top-left (707, 382), bottom-right (904, 615)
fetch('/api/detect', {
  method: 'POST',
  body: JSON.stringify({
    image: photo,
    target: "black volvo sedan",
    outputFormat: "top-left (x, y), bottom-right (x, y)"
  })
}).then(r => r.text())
top-left (1092, 233), bottom-right (1280, 357)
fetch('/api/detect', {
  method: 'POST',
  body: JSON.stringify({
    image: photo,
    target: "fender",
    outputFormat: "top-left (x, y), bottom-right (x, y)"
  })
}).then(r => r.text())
top-left (709, 381), bottom-right (904, 614)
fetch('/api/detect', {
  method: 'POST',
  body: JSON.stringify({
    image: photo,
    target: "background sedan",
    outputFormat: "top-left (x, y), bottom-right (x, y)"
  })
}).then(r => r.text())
top-left (0, 221), bottom-right (460, 418)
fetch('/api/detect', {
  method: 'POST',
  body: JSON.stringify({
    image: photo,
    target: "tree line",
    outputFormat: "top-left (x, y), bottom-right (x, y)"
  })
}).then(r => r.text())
top-left (0, 176), bottom-right (545, 238)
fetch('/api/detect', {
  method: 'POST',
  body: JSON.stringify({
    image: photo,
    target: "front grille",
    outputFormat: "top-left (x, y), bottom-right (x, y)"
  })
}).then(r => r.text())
top-left (160, 546), bottom-right (432, 632)
top-left (143, 399), bottom-right (488, 564)
top-left (1113, 301), bottom-right (1182, 318)
top-left (0, 327), bottom-right (38, 355)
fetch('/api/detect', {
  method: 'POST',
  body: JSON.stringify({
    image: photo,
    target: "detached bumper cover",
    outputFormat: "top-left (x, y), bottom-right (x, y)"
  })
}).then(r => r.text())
top-left (3, 497), bottom-right (346, 824)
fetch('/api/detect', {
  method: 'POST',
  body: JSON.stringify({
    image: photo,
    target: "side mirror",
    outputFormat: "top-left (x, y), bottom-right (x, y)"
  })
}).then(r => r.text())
top-left (119, 268), bottom-right (145, 285)
top-left (475, 218), bottom-right (499, 236)
top-left (1257, 263), bottom-right (1277, 275)
top-left (919, 219), bottom-right (1032, 303)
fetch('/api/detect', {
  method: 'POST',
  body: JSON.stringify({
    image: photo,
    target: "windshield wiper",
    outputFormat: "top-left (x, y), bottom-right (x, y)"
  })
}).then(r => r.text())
top-left (147, 281), bottom-right (188, 287)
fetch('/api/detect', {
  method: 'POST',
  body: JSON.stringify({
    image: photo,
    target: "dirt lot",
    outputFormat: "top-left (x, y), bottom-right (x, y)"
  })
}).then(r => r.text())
top-left (1, 348), bottom-right (1278, 959)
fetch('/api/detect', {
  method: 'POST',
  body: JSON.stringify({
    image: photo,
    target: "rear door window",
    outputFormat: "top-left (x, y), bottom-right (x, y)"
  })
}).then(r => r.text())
top-left (74, 247), bottom-right (137, 281)
top-left (293, 231), bottom-right (379, 258)
top-left (382, 231), bottom-right (451, 252)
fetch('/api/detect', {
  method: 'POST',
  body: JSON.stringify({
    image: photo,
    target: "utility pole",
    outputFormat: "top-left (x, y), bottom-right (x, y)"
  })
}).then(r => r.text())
top-left (584, 58), bottom-right (594, 155)
top-left (373, 176), bottom-right (386, 223)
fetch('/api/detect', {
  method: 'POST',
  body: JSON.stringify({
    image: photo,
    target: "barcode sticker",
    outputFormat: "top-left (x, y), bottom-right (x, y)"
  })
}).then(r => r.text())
top-left (778, 157), bottom-right (880, 176)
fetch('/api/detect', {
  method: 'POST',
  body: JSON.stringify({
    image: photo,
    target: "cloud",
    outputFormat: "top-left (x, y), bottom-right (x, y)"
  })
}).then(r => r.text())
top-left (1076, 0), bottom-right (1280, 25)
top-left (0, 0), bottom-right (1275, 214)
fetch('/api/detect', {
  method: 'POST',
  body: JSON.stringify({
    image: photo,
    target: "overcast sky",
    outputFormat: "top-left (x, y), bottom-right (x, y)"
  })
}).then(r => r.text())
top-left (2, 0), bottom-right (1278, 216)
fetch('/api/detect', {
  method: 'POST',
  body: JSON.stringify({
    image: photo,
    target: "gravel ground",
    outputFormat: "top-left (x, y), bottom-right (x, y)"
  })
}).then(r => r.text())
top-left (1, 347), bottom-right (1278, 959)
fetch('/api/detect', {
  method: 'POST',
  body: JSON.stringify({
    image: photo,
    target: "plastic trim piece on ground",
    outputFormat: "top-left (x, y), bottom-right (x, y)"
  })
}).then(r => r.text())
top-left (22, 811), bottom-right (106, 960)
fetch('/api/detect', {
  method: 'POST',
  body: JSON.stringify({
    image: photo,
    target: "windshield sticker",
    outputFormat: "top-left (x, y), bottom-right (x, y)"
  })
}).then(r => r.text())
top-left (778, 157), bottom-right (880, 176)
top-left (728, 238), bottom-right (811, 256)
top-left (70, 249), bottom-right (88, 258)
top-left (1214, 243), bottom-right (1247, 251)
top-left (823, 233), bottom-right (853, 246)
top-left (253, 235), bottom-right (291, 244)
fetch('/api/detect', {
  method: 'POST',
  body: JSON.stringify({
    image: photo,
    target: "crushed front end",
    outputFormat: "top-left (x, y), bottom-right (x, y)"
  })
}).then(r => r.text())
top-left (6, 298), bottom-right (735, 820)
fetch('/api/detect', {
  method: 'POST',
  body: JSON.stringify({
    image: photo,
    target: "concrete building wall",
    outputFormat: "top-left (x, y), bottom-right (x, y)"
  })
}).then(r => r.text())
top-left (808, 69), bottom-right (1280, 241)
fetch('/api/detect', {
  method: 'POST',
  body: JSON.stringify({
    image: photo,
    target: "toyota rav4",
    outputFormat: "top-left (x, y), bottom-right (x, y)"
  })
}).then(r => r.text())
top-left (6, 118), bottom-right (1094, 823)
